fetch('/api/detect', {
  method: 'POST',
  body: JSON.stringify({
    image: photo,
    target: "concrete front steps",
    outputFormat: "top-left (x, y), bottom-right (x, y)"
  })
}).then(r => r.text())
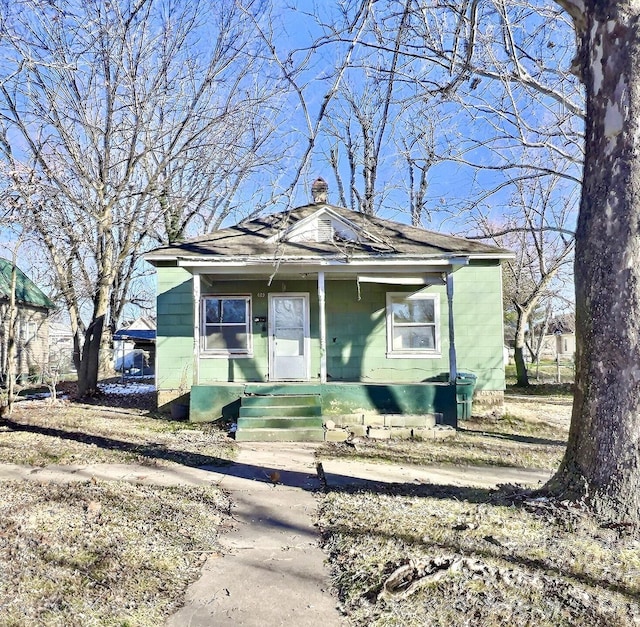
top-left (235, 388), bottom-right (324, 442)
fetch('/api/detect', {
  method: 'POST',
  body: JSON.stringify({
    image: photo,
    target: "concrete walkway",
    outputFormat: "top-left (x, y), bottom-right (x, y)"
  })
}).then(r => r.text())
top-left (0, 444), bottom-right (552, 626)
top-left (168, 444), bottom-right (340, 627)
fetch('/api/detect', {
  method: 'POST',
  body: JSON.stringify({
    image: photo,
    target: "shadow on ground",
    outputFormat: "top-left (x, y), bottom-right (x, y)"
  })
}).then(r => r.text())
top-left (2, 415), bottom-right (542, 503)
top-left (1, 417), bottom-right (232, 468)
top-left (457, 426), bottom-right (567, 447)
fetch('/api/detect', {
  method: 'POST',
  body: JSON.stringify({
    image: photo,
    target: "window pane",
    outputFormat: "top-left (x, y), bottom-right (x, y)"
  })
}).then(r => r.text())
top-left (205, 299), bottom-right (222, 323)
top-left (222, 299), bottom-right (247, 323)
top-left (393, 326), bottom-right (435, 350)
top-left (205, 324), bottom-right (247, 351)
top-left (412, 299), bottom-right (434, 322)
top-left (274, 297), bottom-right (304, 329)
top-left (392, 298), bottom-right (434, 324)
top-left (203, 296), bottom-right (251, 353)
top-left (391, 301), bottom-right (410, 323)
top-left (205, 298), bottom-right (247, 324)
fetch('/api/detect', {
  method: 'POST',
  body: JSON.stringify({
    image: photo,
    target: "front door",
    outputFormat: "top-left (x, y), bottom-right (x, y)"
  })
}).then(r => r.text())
top-left (269, 293), bottom-right (310, 381)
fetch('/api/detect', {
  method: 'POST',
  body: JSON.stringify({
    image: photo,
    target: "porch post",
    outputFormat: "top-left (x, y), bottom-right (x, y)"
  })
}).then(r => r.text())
top-left (193, 272), bottom-right (200, 386)
top-left (318, 271), bottom-right (327, 383)
top-left (446, 271), bottom-right (457, 382)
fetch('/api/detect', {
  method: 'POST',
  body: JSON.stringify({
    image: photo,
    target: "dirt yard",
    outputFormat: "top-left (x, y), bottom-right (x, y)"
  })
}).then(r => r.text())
top-left (318, 391), bottom-right (640, 626)
top-left (3, 384), bottom-right (638, 626)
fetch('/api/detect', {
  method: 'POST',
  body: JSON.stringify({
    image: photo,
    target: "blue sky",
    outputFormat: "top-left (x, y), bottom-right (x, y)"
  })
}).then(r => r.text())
top-left (0, 0), bottom-right (583, 321)
top-left (226, 1), bottom-right (583, 236)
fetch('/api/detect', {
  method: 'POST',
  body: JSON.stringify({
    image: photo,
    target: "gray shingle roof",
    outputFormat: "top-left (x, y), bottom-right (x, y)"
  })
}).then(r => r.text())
top-left (0, 258), bottom-right (56, 309)
top-left (146, 204), bottom-right (511, 262)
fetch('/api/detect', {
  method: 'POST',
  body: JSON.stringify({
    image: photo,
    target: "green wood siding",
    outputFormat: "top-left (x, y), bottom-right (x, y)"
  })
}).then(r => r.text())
top-left (155, 261), bottom-right (505, 395)
top-left (452, 262), bottom-right (506, 391)
top-left (156, 266), bottom-right (194, 391)
top-left (325, 281), bottom-right (447, 382)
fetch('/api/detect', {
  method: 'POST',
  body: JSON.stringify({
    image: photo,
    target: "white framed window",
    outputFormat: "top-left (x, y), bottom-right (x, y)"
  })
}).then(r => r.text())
top-left (201, 295), bottom-right (252, 355)
top-left (386, 292), bottom-right (440, 358)
top-left (20, 320), bottom-right (37, 344)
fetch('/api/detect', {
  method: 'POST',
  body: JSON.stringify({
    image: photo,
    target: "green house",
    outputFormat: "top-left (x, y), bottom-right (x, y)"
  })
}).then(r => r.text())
top-left (0, 258), bottom-right (56, 383)
top-left (146, 195), bottom-right (512, 440)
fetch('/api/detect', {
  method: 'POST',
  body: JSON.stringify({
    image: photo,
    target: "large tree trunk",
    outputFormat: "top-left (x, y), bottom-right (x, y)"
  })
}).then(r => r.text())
top-left (5, 262), bottom-right (18, 415)
top-left (548, 2), bottom-right (640, 523)
top-left (513, 306), bottom-right (530, 387)
top-left (77, 316), bottom-right (105, 397)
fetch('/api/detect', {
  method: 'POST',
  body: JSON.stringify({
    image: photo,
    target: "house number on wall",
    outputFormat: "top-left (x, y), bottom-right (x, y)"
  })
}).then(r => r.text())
top-left (257, 293), bottom-right (266, 298)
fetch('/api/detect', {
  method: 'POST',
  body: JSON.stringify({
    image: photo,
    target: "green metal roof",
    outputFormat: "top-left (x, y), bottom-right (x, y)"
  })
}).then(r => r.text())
top-left (0, 258), bottom-right (56, 310)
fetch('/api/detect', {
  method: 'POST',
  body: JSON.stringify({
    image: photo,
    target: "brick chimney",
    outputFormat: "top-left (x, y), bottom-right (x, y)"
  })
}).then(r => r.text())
top-left (311, 177), bottom-right (328, 203)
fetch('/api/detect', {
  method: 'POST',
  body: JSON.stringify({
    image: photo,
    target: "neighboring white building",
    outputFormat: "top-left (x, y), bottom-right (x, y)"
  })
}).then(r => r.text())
top-left (113, 316), bottom-right (156, 376)
top-left (539, 314), bottom-right (575, 361)
top-left (48, 318), bottom-right (75, 375)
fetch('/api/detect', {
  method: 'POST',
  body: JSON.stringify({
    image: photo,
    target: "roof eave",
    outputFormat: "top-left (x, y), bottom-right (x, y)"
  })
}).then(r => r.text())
top-left (175, 254), bottom-right (472, 267)
top-left (468, 252), bottom-right (515, 260)
top-left (145, 249), bottom-right (513, 267)
top-left (0, 296), bottom-right (56, 311)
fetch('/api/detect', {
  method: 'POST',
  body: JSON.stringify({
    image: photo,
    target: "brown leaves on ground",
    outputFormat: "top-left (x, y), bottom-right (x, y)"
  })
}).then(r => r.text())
top-left (0, 480), bottom-right (233, 626)
top-left (84, 499), bottom-right (102, 522)
top-left (318, 487), bottom-right (640, 626)
top-left (0, 399), bottom-right (235, 468)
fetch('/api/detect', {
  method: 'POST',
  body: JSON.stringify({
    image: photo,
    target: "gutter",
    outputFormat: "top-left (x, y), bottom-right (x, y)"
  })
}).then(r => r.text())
top-left (172, 255), bottom-right (475, 268)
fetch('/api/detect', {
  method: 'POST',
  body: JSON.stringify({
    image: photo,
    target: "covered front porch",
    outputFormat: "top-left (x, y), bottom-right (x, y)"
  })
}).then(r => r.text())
top-left (151, 203), bottom-right (509, 440)
top-left (188, 263), bottom-right (465, 387)
top-left (180, 262), bottom-right (483, 441)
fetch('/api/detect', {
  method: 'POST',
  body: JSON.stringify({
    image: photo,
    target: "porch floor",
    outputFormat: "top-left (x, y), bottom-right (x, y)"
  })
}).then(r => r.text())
top-left (188, 381), bottom-right (459, 440)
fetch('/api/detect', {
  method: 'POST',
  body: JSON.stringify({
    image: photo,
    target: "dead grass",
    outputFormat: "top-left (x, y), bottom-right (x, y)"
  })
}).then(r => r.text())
top-left (6, 386), bottom-right (637, 625)
top-left (319, 487), bottom-right (640, 626)
top-left (317, 412), bottom-right (568, 472)
top-left (0, 398), bottom-right (235, 468)
top-left (0, 391), bottom-right (237, 625)
top-left (0, 479), bottom-right (233, 626)
top-left (318, 392), bottom-right (640, 625)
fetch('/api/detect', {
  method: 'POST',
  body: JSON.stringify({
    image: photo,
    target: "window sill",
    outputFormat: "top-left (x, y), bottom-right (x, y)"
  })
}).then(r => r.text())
top-left (200, 352), bottom-right (254, 359)
top-left (386, 352), bottom-right (442, 359)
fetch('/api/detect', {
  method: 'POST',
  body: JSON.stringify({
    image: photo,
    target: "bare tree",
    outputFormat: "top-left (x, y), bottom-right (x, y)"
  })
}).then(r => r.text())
top-left (274, 1), bottom-right (582, 235)
top-left (540, 0), bottom-right (640, 524)
top-left (0, 169), bottom-right (21, 415)
top-left (356, 0), bottom-right (640, 523)
top-left (405, 1), bottom-right (583, 221)
top-left (400, 134), bottom-right (435, 226)
top-left (0, 0), bottom-right (280, 396)
top-left (317, 1), bottom-right (416, 214)
top-left (0, 226), bottom-right (38, 415)
top-left (0, 243), bottom-right (19, 416)
top-left (324, 79), bottom-right (396, 215)
top-left (473, 167), bottom-right (576, 385)
top-left (240, 0), bottom-right (383, 209)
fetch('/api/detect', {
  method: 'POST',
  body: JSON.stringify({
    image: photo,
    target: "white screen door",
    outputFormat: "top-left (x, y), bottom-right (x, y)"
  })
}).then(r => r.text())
top-left (269, 294), bottom-right (309, 380)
